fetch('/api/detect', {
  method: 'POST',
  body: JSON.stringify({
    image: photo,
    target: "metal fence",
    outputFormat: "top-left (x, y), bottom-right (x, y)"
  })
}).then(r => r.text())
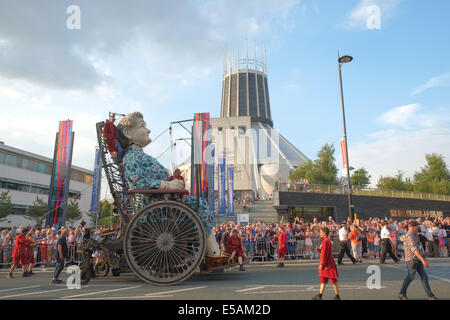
top-left (0, 243), bottom-right (83, 268)
top-left (240, 234), bottom-right (341, 263)
top-left (276, 182), bottom-right (450, 202)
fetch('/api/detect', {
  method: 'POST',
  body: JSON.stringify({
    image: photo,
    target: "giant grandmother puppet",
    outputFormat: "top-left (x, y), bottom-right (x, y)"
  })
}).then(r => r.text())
top-left (117, 112), bottom-right (221, 257)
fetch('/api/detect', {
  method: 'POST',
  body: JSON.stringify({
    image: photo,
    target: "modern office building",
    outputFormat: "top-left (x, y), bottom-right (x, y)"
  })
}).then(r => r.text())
top-left (0, 142), bottom-right (93, 227)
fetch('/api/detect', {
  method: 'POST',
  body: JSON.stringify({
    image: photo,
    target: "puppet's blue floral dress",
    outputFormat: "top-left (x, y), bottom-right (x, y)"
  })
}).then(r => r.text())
top-left (123, 144), bottom-right (214, 237)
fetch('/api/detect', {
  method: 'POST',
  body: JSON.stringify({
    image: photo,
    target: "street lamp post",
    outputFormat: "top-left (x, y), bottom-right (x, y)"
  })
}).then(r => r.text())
top-left (338, 52), bottom-right (353, 221)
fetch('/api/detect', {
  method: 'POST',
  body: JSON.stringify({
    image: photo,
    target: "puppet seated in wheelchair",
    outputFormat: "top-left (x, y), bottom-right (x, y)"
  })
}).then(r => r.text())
top-left (115, 112), bottom-right (221, 257)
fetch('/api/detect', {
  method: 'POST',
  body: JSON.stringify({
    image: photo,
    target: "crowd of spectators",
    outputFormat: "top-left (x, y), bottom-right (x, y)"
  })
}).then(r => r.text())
top-left (1, 216), bottom-right (448, 269)
top-left (214, 216), bottom-right (450, 262)
top-left (275, 178), bottom-right (310, 192)
top-left (0, 221), bottom-right (120, 268)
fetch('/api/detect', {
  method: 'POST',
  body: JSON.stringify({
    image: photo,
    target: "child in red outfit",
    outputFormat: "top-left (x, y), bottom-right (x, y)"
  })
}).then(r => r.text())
top-left (312, 226), bottom-right (341, 300)
top-left (7, 227), bottom-right (33, 278)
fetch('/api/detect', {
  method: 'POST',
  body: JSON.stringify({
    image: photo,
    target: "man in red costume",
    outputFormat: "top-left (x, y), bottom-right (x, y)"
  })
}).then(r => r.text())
top-left (277, 225), bottom-right (287, 268)
top-left (226, 229), bottom-right (245, 271)
top-left (312, 226), bottom-right (341, 300)
top-left (7, 227), bottom-right (33, 278)
top-left (103, 113), bottom-right (119, 159)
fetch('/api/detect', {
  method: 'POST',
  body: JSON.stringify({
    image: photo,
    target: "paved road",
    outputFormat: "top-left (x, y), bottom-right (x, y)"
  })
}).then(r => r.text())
top-left (0, 258), bottom-right (448, 300)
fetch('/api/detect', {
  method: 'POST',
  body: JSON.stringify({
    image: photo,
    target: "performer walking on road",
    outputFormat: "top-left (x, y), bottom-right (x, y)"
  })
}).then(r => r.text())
top-left (312, 227), bottom-right (340, 300)
top-left (337, 222), bottom-right (356, 265)
top-left (7, 227), bottom-right (33, 278)
top-left (399, 220), bottom-right (437, 300)
top-left (380, 221), bottom-right (400, 264)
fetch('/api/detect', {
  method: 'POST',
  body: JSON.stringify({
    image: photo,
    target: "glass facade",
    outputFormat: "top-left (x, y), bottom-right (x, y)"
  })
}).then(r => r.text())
top-left (390, 209), bottom-right (443, 218)
top-left (288, 206), bottom-right (335, 222)
top-left (0, 178), bottom-right (80, 198)
top-left (0, 149), bottom-right (92, 184)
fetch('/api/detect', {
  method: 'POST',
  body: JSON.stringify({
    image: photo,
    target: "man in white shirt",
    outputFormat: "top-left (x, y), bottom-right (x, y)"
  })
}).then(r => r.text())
top-left (380, 222), bottom-right (400, 264)
top-left (337, 223), bottom-right (356, 265)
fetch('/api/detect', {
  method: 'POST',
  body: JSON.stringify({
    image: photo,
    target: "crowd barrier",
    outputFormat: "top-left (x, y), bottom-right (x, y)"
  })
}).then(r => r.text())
top-left (0, 243), bottom-right (83, 268)
top-left (240, 234), bottom-right (341, 263)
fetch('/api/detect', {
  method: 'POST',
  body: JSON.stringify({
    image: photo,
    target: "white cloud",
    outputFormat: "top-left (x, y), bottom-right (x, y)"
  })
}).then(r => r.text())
top-left (412, 73), bottom-right (450, 95)
top-left (342, 103), bottom-right (450, 186)
top-left (376, 103), bottom-right (420, 129)
top-left (0, 86), bottom-right (25, 100)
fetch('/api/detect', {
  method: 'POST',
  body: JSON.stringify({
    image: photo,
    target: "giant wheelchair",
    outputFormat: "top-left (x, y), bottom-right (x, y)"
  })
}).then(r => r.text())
top-left (77, 121), bottom-right (229, 286)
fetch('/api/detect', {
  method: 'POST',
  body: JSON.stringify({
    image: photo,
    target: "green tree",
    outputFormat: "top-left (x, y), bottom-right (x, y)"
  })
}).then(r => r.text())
top-left (25, 196), bottom-right (48, 226)
top-left (313, 143), bottom-right (338, 185)
top-left (290, 160), bottom-right (315, 182)
top-left (66, 198), bottom-right (83, 224)
top-left (0, 191), bottom-right (13, 219)
top-left (289, 143), bottom-right (338, 185)
top-left (413, 153), bottom-right (450, 195)
top-left (99, 200), bottom-right (113, 219)
top-left (377, 171), bottom-right (413, 191)
top-left (351, 168), bottom-right (371, 189)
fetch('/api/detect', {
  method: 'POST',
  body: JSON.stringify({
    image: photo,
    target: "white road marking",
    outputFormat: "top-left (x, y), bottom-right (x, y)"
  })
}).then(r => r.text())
top-left (385, 264), bottom-right (450, 283)
top-left (145, 286), bottom-right (207, 296)
top-left (236, 286), bottom-right (265, 293)
top-left (0, 285), bottom-right (41, 292)
top-left (0, 288), bottom-right (68, 299)
top-left (64, 295), bottom-right (173, 300)
top-left (61, 285), bottom-right (142, 299)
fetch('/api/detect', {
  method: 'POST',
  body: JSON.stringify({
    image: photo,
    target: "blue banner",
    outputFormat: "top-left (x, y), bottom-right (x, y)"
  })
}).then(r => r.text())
top-left (89, 148), bottom-right (102, 214)
top-left (227, 166), bottom-right (234, 217)
top-left (218, 157), bottom-right (226, 215)
top-left (207, 144), bottom-right (215, 213)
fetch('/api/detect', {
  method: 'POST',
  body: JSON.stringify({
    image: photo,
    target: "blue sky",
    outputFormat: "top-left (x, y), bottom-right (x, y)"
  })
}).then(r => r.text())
top-left (0, 0), bottom-right (449, 190)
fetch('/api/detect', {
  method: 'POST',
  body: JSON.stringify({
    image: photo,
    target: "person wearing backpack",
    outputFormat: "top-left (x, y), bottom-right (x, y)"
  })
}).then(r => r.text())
top-left (349, 224), bottom-right (363, 263)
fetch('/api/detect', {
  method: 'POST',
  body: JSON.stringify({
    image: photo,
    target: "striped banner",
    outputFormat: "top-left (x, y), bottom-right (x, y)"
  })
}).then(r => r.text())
top-left (227, 166), bottom-right (234, 217)
top-left (46, 120), bottom-right (74, 228)
top-left (207, 144), bottom-right (215, 213)
top-left (191, 113), bottom-right (210, 199)
top-left (218, 157), bottom-right (226, 215)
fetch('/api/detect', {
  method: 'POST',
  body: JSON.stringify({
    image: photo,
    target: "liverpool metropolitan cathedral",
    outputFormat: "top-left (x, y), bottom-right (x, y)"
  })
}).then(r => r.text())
top-left (180, 51), bottom-right (309, 200)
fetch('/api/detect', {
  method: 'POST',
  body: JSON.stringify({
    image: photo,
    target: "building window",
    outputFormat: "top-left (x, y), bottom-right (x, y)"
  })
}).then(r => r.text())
top-left (5, 154), bottom-right (18, 167)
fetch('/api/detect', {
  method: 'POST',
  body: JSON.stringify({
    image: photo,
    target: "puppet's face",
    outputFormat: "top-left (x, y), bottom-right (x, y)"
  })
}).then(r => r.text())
top-left (124, 119), bottom-right (152, 148)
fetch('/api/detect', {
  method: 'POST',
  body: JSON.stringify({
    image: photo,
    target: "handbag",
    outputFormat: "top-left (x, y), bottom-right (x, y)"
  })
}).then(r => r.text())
top-left (438, 237), bottom-right (445, 247)
top-left (433, 235), bottom-right (440, 245)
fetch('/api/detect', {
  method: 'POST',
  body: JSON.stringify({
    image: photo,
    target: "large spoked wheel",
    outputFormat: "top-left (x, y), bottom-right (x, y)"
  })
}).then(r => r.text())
top-left (123, 200), bottom-right (206, 286)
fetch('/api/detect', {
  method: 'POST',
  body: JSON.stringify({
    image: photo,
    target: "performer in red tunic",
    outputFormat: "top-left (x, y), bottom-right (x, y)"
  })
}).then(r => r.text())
top-left (25, 230), bottom-right (36, 275)
top-left (277, 225), bottom-right (288, 268)
top-left (7, 227), bottom-right (33, 278)
top-left (312, 226), bottom-right (341, 300)
top-left (103, 113), bottom-right (119, 159)
top-left (225, 230), bottom-right (245, 271)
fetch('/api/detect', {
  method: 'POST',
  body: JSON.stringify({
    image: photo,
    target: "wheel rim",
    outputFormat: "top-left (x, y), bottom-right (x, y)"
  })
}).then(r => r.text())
top-left (124, 200), bottom-right (206, 285)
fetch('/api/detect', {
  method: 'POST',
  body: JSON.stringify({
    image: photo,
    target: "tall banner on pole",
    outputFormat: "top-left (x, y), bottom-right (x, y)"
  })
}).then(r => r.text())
top-left (191, 113), bottom-right (210, 199)
top-left (207, 144), bottom-right (215, 213)
top-left (218, 157), bottom-right (226, 215)
top-left (227, 166), bottom-right (234, 217)
top-left (89, 148), bottom-right (102, 224)
top-left (46, 120), bottom-right (74, 228)
top-left (340, 138), bottom-right (348, 173)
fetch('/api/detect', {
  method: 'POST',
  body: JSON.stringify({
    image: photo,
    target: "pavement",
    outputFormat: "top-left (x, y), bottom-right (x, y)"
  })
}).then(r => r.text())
top-left (0, 258), bottom-right (449, 300)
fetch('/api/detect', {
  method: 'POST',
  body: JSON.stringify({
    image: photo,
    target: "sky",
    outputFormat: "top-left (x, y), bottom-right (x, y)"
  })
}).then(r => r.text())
top-left (0, 0), bottom-right (449, 191)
